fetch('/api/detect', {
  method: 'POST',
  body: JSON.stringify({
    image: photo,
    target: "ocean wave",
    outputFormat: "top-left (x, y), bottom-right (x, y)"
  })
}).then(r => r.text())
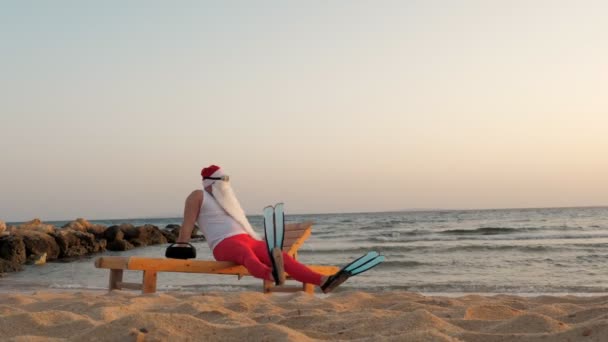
top-left (378, 260), bottom-right (427, 269)
top-left (307, 224), bottom-right (605, 237)
top-left (576, 254), bottom-right (608, 262)
top-left (349, 225), bottom-right (607, 238)
top-left (302, 243), bottom-right (576, 255)
top-left (367, 233), bottom-right (608, 243)
top-left (377, 230), bottom-right (432, 237)
top-left (304, 240), bottom-right (608, 255)
top-left (359, 224), bottom-right (400, 231)
top-left (301, 245), bottom-right (425, 254)
top-left (440, 227), bottom-right (520, 235)
top-left (445, 245), bottom-right (559, 253)
top-left (438, 225), bottom-right (598, 235)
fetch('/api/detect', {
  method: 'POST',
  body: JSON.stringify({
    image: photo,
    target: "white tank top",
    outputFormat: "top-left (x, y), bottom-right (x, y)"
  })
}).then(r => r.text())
top-left (197, 190), bottom-right (248, 250)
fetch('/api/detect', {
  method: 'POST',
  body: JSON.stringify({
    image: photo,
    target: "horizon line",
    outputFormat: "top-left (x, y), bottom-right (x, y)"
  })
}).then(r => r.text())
top-left (5, 204), bottom-right (608, 225)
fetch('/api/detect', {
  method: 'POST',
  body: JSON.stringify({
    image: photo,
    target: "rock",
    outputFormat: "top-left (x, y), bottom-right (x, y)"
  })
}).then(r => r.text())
top-left (62, 218), bottom-right (92, 231)
top-left (26, 252), bottom-right (47, 265)
top-left (52, 230), bottom-right (87, 258)
top-left (129, 239), bottom-right (146, 247)
top-left (192, 235), bottom-right (206, 241)
top-left (104, 225), bottom-right (125, 242)
top-left (23, 218), bottom-right (42, 226)
top-left (63, 218), bottom-right (107, 239)
top-left (123, 225), bottom-right (167, 247)
top-left (168, 225), bottom-right (181, 238)
top-left (139, 225), bottom-right (168, 245)
top-left (52, 229), bottom-right (105, 258)
top-left (0, 220), bottom-right (6, 235)
top-left (0, 235), bottom-right (26, 265)
top-left (86, 225), bottom-right (107, 239)
top-left (120, 224), bottom-right (140, 240)
top-left (7, 225), bottom-right (18, 235)
top-left (98, 238), bottom-right (107, 251)
top-left (107, 239), bottom-right (134, 251)
top-left (17, 219), bottom-right (56, 234)
top-left (14, 230), bottom-right (60, 261)
top-left (0, 259), bottom-right (22, 273)
top-left (73, 229), bottom-right (105, 254)
top-left (160, 229), bottom-right (176, 243)
top-left (166, 224), bottom-right (199, 238)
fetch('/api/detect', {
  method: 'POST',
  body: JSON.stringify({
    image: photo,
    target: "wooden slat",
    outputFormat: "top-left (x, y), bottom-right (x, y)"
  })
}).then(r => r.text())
top-left (306, 265), bottom-right (339, 275)
top-left (284, 228), bottom-right (311, 240)
top-left (285, 221), bottom-right (313, 231)
top-left (278, 265), bottom-right (338, 279)
top-left (127, 257), bottom-right (250, 275)
top-left (116, 282), bottom-right (143, 290)
top-left (286, 229), bottom-right (312, 256)
top-left (95, 256), bottom-right (129, 269)
top-left (282, 237), bottom-right (300, 249)
top-left (96, 256), bottom-right (337, 277)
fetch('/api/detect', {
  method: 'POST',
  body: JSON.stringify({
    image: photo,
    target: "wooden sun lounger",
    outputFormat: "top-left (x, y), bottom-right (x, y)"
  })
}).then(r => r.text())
top-left (94, 222), bottom-right (339, 294)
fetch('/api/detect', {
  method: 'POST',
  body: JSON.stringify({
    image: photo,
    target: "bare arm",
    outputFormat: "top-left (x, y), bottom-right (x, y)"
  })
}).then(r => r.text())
top-left (176, 190), bottom-right (203, 243)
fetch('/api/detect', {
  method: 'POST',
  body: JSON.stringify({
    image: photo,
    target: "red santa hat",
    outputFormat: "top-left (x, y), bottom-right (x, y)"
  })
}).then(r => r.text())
top-left (201, 165), bottom-right (224, 188)
top-left (201, 165), bottom-right (221, 178)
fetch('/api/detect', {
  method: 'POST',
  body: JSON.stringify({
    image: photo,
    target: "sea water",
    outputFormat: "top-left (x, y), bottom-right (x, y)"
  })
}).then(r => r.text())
top-left (2, 207), bottom-right (608, 295)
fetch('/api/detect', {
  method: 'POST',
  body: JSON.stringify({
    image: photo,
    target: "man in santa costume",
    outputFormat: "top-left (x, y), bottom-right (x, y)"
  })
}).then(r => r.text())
top-left (176, 165), bottom-right (333, 289)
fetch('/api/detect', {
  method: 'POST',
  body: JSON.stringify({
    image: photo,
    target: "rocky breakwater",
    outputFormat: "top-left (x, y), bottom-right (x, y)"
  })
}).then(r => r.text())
top-left (0, 218), bottom-right (201, 275)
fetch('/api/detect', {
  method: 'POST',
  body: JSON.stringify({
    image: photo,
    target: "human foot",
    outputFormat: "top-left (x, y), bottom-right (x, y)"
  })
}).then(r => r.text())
top-left (271, 247), bottom-right (285, 285)
top-left (320, 272), bottom-right (350, 293)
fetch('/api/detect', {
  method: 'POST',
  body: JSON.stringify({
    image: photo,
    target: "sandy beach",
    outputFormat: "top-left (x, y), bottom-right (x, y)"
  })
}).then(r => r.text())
top-left (0, 290), bottom-right (606, 341)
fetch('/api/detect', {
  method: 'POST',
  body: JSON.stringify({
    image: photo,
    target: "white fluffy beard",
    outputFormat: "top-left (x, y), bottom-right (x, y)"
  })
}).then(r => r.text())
top-left (211, 181), bottom-right (260, 240)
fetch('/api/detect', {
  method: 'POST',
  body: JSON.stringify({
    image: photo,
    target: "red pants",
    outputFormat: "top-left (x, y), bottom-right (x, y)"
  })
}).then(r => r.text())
top-left (213, 234), bottom-right (323, 285)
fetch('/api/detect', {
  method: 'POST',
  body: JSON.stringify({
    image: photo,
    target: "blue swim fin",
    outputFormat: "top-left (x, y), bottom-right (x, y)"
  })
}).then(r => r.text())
top-left (344, 251), bottom-right (379, 273)
top-left (348, 254), bottom-right (385, 276)
top-left (263, 204), bottom-right (286, 286)
top-left (263, 206), bottom-right (275, 254)
top-left (274, 203), bottom-right (285, 250)
top-left (321, 251), bottom-right (385, 293)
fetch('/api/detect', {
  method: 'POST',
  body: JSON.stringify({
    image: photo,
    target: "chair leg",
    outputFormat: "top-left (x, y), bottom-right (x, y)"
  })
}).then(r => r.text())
top-left (142, 270), bottom-right (157, 294)
top-left (263, 279), bottom-right (273, 293)
top-left (303, 283), bottom-right (314, 294)
top-left (109, 269), bottom-right (123, 291)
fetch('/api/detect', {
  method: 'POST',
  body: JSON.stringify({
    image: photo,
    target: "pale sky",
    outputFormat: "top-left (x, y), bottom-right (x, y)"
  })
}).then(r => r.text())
top-left (1, 1), bottom-right (607, 222)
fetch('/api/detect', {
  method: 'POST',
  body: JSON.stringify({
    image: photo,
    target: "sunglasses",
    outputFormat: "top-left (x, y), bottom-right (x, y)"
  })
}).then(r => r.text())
top-left (203, 175), bottom-right (230, 181)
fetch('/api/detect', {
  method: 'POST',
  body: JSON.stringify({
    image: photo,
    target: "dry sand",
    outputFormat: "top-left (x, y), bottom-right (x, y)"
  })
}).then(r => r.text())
top-left (1, 290), bottom-right (607, 341)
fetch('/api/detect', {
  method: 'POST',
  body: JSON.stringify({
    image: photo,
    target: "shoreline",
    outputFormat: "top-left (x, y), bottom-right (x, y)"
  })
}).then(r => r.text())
top-left (2, 283), bottom-right (608, 298)
top-left (4, 280), bottom-right (608, 298)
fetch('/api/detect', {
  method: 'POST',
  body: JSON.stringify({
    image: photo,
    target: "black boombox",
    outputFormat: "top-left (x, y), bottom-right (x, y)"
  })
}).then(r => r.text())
top-left (165, 243), bottom-right (197, 259)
